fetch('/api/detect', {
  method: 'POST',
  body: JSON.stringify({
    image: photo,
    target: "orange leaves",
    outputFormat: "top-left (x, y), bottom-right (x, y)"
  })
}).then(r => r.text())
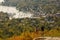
top-left (6, 31), bottom-right (42, 40)
top-left (7, 36), bottom-right (23, 40)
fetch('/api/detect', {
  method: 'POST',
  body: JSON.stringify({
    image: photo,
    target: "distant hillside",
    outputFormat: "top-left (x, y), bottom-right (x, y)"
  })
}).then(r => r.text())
top-left (2, 0), bottom-right (60, 16)
top-left (2, 0), bottom-right (60, 6)
top-left (2, 0), bottom-right (19, 6)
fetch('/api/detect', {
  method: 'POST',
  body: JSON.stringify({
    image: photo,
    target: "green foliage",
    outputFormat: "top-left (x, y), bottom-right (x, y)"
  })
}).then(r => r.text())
top-left (0, 16), bottom-right (60, 38)
top-left (0, 12), bottom-right (9, 21)
top-left (0, 0), bottom-right (60, 39)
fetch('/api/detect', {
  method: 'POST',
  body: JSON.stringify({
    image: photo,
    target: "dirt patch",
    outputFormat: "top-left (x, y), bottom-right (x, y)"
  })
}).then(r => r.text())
top-left (33, 37), bottom-right (60, 40)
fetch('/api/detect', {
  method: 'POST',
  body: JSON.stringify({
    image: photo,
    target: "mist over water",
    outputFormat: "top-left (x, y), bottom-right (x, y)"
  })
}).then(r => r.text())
top-left (0, 0), bottom-right (4, 3)
top-left (0, 0), bottom-right (33, 19)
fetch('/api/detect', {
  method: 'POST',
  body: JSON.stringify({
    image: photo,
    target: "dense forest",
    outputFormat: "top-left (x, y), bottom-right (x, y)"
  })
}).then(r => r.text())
top-left (0, 0), bottom-right (60, 40)
top-left (0, 12), bottom-right (60, 40)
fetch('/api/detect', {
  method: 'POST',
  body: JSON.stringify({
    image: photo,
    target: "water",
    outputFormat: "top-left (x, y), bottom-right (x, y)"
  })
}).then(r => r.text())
top-left (0, 0), bottom-right (33, 20)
